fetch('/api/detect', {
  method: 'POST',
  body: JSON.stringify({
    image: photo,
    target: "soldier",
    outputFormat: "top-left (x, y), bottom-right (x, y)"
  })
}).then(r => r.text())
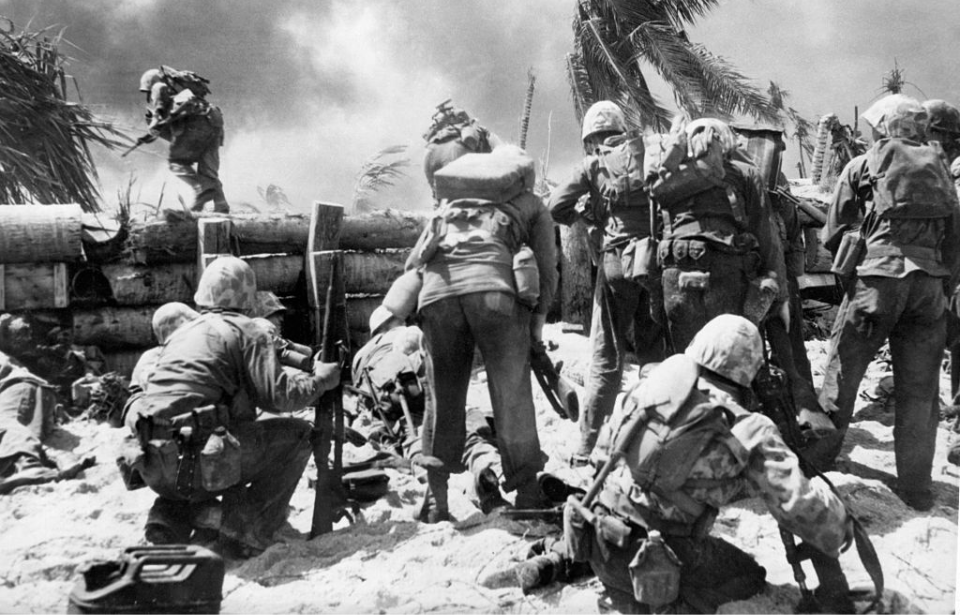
top-left (548, 100), bottom-right (667, 464)
top-left (127, 256), bottom-right (340, 556)
top-left (138, 66), bottom-right (229, 213)
top-left (352, 306), bottom-right (508, 514)
top-left (0, 350), bottom-right (94, 494)
top-left (408, 111), bottom-right (558, 520)
top-left (654, 118), bottom-right (787, 352)
top-left (818, 94), bottom-right (960, 510)
top-left (489, 315), bottom-right (852, 613)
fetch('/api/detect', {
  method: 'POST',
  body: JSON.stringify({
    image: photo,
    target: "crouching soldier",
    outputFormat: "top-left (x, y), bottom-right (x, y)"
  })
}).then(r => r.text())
top-left (492, 316), bottom-right (852, 613)
top-left (353, 306), bottom-right (508, 514)
top-left (126, 256), bottom-right (340, 558)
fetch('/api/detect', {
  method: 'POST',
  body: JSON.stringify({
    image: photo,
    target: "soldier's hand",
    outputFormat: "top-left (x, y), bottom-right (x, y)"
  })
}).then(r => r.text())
top-left (531, 313), bottom-right (547, 342)
top-left (313, 361), bottom-right (341, 389)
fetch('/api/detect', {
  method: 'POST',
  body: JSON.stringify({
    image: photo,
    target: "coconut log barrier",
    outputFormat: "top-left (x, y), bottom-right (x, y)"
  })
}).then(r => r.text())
top-left (0, 203), bottom-right (591, 378)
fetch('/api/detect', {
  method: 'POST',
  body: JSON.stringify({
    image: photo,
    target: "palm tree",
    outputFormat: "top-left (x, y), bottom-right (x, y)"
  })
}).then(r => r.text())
top-left (566, 0), bottom-right (778, 132)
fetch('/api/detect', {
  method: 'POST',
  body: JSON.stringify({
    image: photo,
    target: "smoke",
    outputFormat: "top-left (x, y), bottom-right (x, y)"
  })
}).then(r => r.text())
top-left (3, 0), bottom-right (957, 212)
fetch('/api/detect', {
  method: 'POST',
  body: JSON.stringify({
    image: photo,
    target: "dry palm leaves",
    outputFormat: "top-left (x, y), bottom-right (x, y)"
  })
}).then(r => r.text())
top-left (352, 145), bottom-right (410, 212)
top-left (0, 18), bottom-right (124, 212)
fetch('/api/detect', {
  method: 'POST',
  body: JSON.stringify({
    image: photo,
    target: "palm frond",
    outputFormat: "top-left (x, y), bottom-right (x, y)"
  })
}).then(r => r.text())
top-left (0, 19), bottom-right (125, 212)
top-left (352, 145), bottom-right (410, 211)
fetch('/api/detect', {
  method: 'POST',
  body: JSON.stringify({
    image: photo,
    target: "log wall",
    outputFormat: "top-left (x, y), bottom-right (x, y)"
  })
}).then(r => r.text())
top-left (0, 204), bottom-right (83, 264)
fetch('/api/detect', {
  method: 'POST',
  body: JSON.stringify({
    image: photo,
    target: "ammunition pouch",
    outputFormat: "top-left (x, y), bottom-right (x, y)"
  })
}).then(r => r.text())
top-left (619, 237), bottom-right (659, 283)
top-left (136, 404), bottom-right (240, 497)
top-left (830, 230), bottom-right (866, 285)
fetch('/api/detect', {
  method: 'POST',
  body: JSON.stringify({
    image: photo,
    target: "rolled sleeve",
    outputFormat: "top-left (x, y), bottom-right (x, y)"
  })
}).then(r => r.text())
top-left (733, 413), bottom-right (849, 557)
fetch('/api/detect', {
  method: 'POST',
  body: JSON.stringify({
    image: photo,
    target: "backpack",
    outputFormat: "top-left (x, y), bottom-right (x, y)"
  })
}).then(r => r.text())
top-left (160, 65), bottom-right (212, 99)
top-left (604, 354), bottom-right (750, 527)
top-left (867, 138), bottom-right (958, 219)
top-left (643, 130), bottom-right (726, 207)
top-left (595, 136), bottom-right (649, 208)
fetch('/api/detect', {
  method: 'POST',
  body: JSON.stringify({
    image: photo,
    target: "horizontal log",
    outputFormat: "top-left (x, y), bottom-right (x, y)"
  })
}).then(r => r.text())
top-left (0, 204), bottom-right (84, 264)
top-left (102, 262), bottom-right (195, 306)
top-left (125, 209), bottom-right (428, 265)
top-left (72, 306), bottom-right (157, 349)
top-left (0, 263), bottom-right (69, 310)
top-left (344, 250), bottom-right (410, 295)
top-left (103, 349), bottom-right (147, 380)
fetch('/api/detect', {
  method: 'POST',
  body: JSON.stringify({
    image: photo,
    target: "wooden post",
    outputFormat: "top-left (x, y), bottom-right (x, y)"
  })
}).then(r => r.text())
top-left (559, 220), bottom-right (595, 333)
top-left (196, 217), bottom-right (235, 283)
top-left (306, 202), bottom-right (345, 346)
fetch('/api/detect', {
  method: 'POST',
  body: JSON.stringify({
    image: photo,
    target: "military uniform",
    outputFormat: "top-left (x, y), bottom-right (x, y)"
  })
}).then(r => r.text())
top-left (143, 71), bottom-right (228, 213)
top-left (411, 144), bottom-right (558, 515)
top-left (0, 350), bottom-right (61, 494)
top-left (550, 123), bottom-right (667, 460)
top-left (352, 322), bottom-right (505, 512)
top-left (818, 96), bottom-right (960, 509)
top-left (657, 128), bottom-right (787, 351)
top-left (567, 316), bottom-right (849, 613)
top-left (130, 257), bottom-right (338, 554)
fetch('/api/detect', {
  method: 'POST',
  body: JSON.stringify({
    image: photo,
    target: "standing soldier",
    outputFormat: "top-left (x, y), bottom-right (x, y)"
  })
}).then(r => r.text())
top-left (818, 94), bottom-right (960, 510)
top-left (653, 118), bottom-right (787, 352)
top-left (352, 306), bottom-right (509, 514)
top-left (548, 100), bottom-right (667, 464)
top-left (408, 110), bottom-right (558, 520)
top-left (138, 66), bottom-right (229, 213)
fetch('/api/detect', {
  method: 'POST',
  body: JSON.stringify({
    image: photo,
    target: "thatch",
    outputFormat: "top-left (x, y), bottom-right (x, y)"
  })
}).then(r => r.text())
top-left (0, 18), bottom-right (124, 213)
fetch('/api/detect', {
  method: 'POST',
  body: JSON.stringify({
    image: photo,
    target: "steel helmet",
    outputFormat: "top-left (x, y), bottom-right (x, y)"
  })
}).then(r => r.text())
top-left (139, 68), bottom-right (163, 93)
top-left (685, 314), bottom-right (763, 387)
top-left (254, 291), bottom-right (287, 319)
top-left (923, 99), bottom-right (960, 137)
top-left (581, 101), bottom-right (626, 143)
top-left (862, 94), bottom-right (927, 141)
top-left (194, 256), bottom-right (258, 312)
top-left (369, 305), bottom-right (397, 335)
top-left (151, 302), bottom-right (200, 344)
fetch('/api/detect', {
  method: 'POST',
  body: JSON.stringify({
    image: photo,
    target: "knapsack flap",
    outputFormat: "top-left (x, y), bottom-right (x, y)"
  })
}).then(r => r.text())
top-left (433, 152), bottom-right (535, 203)
top-left (867, 138), bottom-right (958, 219)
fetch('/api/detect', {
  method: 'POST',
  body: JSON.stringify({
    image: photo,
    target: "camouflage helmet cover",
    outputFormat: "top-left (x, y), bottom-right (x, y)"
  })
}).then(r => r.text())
top-left (581, 100), bottom-right (626, 142)
top-left (139, 68), bottom-right (163, 93)
top-left (861, 94), bottom-right (927, 141)
top-left (194, 256), bottom-right (258, 312)
top-left (254, 291), bottom-right (287, 319)
top-left (684, 314), bottom-right (763, 387)
top-left (152, 302), bottom-right (200, 344)
top-left (922, 99), bottom-right (960, 137)
top-left (369, 305), bottom-right (396, 335)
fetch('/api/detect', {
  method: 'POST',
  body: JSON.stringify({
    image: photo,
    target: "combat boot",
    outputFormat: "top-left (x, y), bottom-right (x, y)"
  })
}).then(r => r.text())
top-left (417, 471), bottom-right (452, 524)
top-left (475, 468), bottom-right (510, 514)
top-left (479, 552), bottom-right (566, 593)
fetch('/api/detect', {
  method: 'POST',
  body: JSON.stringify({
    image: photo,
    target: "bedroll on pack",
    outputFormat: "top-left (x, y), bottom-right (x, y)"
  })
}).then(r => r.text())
top-left (67, 545), bottom-right (224, 614)
top-left (433, 151), bottom-right (536, 203)
top-left (867, 138), bottom-right (959, 219)
top-left (160, 65), bottom-right (211, 99)
top-left (643, 131), bottom-right (726, 207)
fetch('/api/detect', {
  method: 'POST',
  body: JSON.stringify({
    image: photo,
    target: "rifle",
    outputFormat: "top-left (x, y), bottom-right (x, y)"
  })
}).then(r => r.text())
top-left (502, 506), bottom-right (563, 524)
top-left (310, 253), bottom-right (351, 538)
top-left (754, 361), bottom-right (884, 613)
top-left (121, 133), bottom-right (158, 158)
top-left (530, 341), bottom-right (579, 421)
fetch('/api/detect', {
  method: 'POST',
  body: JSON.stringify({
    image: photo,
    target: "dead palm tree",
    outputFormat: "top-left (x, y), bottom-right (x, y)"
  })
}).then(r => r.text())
top-left (768, 81), bottom-right (815, 176)
top-left (566, 0), bottom-right (778, 132)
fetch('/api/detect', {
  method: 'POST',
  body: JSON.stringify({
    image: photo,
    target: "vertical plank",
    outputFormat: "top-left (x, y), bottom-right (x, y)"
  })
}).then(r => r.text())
top-left (196, 217), bottom-right (235, 283)
top-left (53, 263), bottom-right (69, 308)
top-left (0, 264), bottom-right (5, 310)
top-left (305, 203), bottom-right (345, 347)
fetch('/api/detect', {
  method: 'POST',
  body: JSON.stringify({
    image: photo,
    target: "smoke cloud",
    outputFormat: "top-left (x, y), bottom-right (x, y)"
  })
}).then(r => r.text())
top-left (3, 0), bottom-right (958, 213)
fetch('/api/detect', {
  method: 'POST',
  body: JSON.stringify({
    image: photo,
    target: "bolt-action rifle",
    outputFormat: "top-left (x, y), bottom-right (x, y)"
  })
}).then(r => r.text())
top-left (754, 361), bottom-right (884, 614)
top-left (310, 253), bottom-right (351, 538)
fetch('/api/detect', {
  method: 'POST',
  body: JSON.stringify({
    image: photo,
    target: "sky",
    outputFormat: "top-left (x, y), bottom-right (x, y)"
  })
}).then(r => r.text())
top-left (3, 0), bottom-right (958, 214)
